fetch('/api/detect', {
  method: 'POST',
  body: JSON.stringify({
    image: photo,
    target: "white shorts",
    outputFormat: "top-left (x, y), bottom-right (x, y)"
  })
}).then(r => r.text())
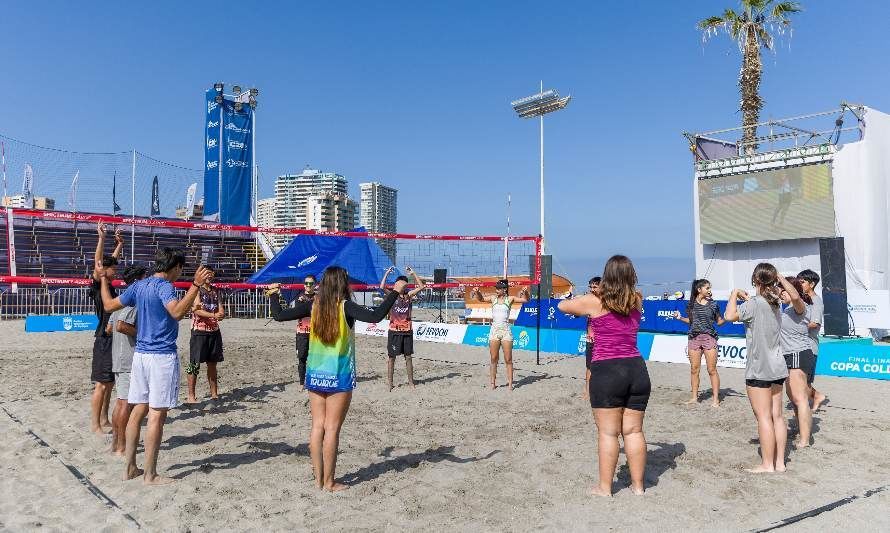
top-left (489, 324), bottom-right (513, 342)
top-left (128, 352), bottom-right (180, 409)
top-left (114, 372), bottom-right (131, 401)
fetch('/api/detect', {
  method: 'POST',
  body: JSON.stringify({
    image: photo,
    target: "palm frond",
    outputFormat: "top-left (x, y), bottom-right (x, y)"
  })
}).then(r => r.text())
top-left (756, 26), bottom-right (774, 49)
top-left (697, 15), bottom-right (728, 31)
top-left (772, 1), bottom-right (802, 20)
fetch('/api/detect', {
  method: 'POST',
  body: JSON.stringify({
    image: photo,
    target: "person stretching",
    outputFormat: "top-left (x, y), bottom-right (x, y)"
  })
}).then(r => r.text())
top-left (292, 274), bottom-right (318, 390)
top-left (674, 278), bottom-right (725, 406)
top-left (186, 266), bottom-right (225, 403)
top-left (778, 276), bottom-right (815, 448)
top-left (471, 280), bottom-right (530, 390)
top-left (797, 269), bottom-right (828, 411)
top-left (559, 255), bottom-right (650, 497)
top-left (380, 266), bottom-right (425, 391)
top-left (102, 248), bottom-right (211, 485)
top-left (266, 267), bottom-right (405, 491)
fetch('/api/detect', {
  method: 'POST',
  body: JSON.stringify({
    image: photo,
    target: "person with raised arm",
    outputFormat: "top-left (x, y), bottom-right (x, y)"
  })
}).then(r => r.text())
top-left (778, 276), bottom-right (815, 448)
top-left (266, 267), bottom-right (404, 491)
top-left (558, 256), bottom-right (650, 497)
top-left (379, 266), bottom-right (426, 391)
top-left (724, 263), bottom-right (794, 473)
top-left (470, 280), bottom-right (530, 390)
top-left (797, 269), bottom-right (828, 411)
top-left (101, 248), bottom-right (211, 485)
top-left (88, 221), bottom-right (124, 435)
top-left (673, 279), bottom-right (725, 406)
top-left (186, 266), bottom-right (226, 403)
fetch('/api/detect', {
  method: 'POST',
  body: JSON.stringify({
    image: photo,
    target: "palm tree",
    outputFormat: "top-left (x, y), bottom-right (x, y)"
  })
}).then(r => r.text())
top-left (699, 1), bottom-right (801, 153)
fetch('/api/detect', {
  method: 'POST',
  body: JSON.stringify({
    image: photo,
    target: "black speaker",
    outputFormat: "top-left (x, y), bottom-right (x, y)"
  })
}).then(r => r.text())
top-left (433, 268), bottom-right (447, 294)
top-left (528, 255), bottom-right (552, 299)
top-left (819, 237), bottom-right (850, 336)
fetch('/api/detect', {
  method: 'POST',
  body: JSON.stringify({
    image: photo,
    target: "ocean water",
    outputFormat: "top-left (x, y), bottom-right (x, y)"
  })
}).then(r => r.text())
top-left (557, 256), bottom-right (695, 297)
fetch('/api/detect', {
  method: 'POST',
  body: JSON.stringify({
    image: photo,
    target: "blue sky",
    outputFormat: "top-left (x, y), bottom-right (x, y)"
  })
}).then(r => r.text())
top-left (2, 1), bottom-right (889, 288)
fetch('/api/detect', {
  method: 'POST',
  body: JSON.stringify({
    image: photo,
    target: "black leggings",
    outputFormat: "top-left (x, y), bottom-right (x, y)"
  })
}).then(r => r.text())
top-left (295, 333), bottom-right (309, 385)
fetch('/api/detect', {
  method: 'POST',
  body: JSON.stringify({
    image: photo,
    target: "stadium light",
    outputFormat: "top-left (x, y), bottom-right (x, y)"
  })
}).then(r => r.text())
top-left (511, 82), bottom-right (571, 255)
top-left (214, 82), bottom-right (224, 93)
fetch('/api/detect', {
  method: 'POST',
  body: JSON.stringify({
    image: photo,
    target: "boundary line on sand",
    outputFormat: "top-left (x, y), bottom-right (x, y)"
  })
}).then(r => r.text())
top-left (751, 484), bottom-right (889, 532)
top-left (1, 405), bottom-right (141, 530)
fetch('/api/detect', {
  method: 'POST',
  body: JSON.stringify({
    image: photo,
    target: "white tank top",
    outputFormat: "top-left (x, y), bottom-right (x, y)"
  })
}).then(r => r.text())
top-left (491, 296), bottom-right (512, 326)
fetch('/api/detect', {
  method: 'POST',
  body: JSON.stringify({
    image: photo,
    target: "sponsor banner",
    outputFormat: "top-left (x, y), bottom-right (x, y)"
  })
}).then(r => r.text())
top-left (355, 320), bottom-right (467, 345)
top-left (220, 100), bottom-right (253, 225)
top-left (25, 314), bottom-right (98, 333)
top-left (514, 299), bottom-right (586, 330)
top-left (846, 290), bottom-right (890, 333)
top-left (461, 325), bottom-right (655, 358)
top-left (641, 300), bottom-right (745, 336)
top-left (648, 334), bottom-right (747, 369)
top-left (203, 89), bottom-right (222, 220)
top-left (816, 342), bottom-right (890, 380)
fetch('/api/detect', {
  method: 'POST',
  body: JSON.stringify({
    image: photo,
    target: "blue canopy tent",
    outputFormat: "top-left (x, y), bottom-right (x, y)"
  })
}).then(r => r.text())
top-left (247, 227), bottom-right (401, 286)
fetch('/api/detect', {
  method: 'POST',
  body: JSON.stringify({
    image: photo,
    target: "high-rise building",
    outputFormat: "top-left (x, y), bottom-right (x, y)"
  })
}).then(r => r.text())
top-left (306, 192), bottom-right (357, 232)
top-left (256, 197), bottom-right (277, 228)
top-left (359, 182), bottom-right (398, 262)
top-left (272, 168), bottom-right (349, 248)
top-left (2, 195), bottom-right (55, 209)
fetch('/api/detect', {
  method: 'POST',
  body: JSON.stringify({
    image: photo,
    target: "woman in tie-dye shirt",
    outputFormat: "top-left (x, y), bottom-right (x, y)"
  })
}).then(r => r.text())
top-left (266, 267), bottom-right (405, 492)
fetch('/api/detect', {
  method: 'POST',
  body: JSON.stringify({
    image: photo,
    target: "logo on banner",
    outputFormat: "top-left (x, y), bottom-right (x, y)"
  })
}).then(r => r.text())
top-left (207, 100), bottom-right (218, 113)
top-left (298, 254), bottom-right (318, 268)
top-left (228, 140), bottom-right (246, 150)
top-left (207, 160), bottom-right (218, 170)
top-left (207, 137), bottom-right (218, 149)
top-left (416, 324), bottom-right (449, 339)
top-left (516, 330), bottom-right (530, 348)
top-left (547, 306), bottom-right (556, 321)
top-left (207, 120), bottom-right (219, 129)
top-left (225, 159), bottom-right (249, 168)
top-left (225, 123), bottom-right (250, 134)
top-left (62, 316), bottom-right (73, 331)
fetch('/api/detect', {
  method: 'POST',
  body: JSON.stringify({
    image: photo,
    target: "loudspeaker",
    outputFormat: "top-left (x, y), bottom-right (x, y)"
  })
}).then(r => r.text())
top-left (433, 268), bottom-right (447, 294)
top-left (528, 255), bottom-right (552, 299)
top-left (818, 237), bottom-right (850, 337)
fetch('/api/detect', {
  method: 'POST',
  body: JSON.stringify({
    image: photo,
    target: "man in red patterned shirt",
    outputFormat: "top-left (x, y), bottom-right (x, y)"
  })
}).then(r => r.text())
top-left (380, 266), bottom-right (426, 391)
top-left (186, 266), bottom-right (225, 403)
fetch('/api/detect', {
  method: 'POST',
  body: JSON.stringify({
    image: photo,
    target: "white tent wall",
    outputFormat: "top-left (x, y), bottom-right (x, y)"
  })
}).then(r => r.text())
top-left (694, 107), bottom-right (890, 314)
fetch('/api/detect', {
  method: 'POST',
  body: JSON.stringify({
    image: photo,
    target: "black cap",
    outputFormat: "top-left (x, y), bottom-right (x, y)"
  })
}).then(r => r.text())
top-left (101, 255), bottom-right (119, 268)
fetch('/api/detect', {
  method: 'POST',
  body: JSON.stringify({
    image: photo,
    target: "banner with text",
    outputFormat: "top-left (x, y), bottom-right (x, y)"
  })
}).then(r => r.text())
top-left (25, 314), bottom-right (99, 333)
top-left (647, 334), bottom-right (748, 369)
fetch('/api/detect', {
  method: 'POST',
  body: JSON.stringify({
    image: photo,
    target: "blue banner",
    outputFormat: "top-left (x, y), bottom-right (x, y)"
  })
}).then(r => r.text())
top-left (816, 342), bottom-right (890, 380)
top-left (461, 324), bottom-right (655, 359)
top-left (203, 89), bottom-right (222, 220)
top-left (514, 299), bottom-right (587, 330)
top-left (220, 100), bottom-right (253, 225)
top-left (25, 314), bottom-right (98, 333)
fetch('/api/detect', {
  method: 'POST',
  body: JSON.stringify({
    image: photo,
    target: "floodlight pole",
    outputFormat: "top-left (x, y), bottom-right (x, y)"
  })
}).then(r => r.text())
top-left (539, 80), bottom-right (545, 255)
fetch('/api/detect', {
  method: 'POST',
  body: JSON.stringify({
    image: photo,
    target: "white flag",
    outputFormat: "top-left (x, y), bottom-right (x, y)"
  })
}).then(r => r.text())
top-left (22, 163), bottom-right (33, 202)
top-left (185, 182), bottom-right (198, 218)
top-left (68, 170), bottom-right (79, 211)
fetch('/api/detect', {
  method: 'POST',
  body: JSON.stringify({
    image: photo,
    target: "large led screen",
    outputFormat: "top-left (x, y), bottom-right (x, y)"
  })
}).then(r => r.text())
top-left (698, 164), bottom-right (837, 244)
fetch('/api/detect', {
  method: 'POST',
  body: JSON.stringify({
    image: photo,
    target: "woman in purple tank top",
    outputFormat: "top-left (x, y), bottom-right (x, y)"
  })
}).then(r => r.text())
top-left (559, 255), bottom-right (651, 497)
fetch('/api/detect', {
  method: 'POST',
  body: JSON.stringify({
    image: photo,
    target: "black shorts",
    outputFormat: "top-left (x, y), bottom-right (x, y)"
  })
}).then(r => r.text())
top-left (588, 357), bottom-right (651, 411)
top-left (784, 349), bottom-right (817, 384)
top-left (387, 331), bottom-right (414, 357)
top-left (745, 378), bottom-right (786, 388)
top-left (91, 335), bottom-right (114, 383)
top-left (189, 330), bottom-right (224, 365)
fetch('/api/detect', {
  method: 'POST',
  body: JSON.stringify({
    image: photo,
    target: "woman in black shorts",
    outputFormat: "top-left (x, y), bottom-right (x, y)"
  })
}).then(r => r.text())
top-left (559, 256), bottom-right (649, 496)
top-left (674, 278), bottom-right (724, 406)
top-left (778, 276), bottom-right (815, 447)
top-left (725, 263), bottom-right (797, 473)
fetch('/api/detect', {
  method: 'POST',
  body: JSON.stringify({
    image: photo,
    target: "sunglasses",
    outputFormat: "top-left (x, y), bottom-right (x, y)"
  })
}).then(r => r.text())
top-left (304, 281), bottom-right (316, 286)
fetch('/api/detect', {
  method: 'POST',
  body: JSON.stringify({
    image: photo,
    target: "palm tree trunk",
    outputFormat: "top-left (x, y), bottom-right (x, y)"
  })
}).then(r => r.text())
top-left (739, 26), bottom-right (763, 154)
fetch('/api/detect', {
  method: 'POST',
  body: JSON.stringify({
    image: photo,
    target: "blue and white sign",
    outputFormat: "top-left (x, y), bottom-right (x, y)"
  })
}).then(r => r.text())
top-left (25, 314), bottom-right (98, 333)
top-left (816, 343), bottom-right (890, 381)
top-left (203, 89), bottom-right (222, 221)
top-left (220, 99), bottom-right (253, 225)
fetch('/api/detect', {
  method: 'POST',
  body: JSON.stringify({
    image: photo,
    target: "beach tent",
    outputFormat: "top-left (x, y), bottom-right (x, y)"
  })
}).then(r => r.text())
top-left (246, 227), bottom-right (400, 285)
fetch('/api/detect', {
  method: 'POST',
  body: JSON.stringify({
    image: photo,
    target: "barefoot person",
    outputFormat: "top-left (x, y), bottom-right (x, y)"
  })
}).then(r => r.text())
top-left (582, 277), bottom-right (601, 399)
top-left (186, 266), bottom-right (225, 403)
top-left (559, 255), bottom-right (650, 496)
top-left (379, 266), bottom-right (425, 391)
top-left (266, 267), bottom-right (405, 491)
top-left (470, 280), bottom-right (530, 390)
top-left (778, 276), bottom-right (815, 448)
top-left (101, 248), bottom-right (211, 485)
top-left (724, 263), bottom-right (794, 474)
top-left (108, 264), bottom-right (147, 456)
top-left (673, 279), bottom-right (725, 406)
top-left (290, 274), bottom-right (318, 390)
top-left (88, 222), bottom-right (124, 434)
top-left (797, 269), bottom-right (828, 410)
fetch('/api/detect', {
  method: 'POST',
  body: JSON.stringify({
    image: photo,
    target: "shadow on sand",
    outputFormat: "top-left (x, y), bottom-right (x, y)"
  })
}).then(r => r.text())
top-left (340, 445), bottom-right (501, 487)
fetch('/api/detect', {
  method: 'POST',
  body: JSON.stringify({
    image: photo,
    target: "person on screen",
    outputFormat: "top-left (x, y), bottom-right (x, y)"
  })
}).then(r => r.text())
top-left (771, 174), bottom-right (793, 228)
top-left (673, 279), bottom-right (724, 407)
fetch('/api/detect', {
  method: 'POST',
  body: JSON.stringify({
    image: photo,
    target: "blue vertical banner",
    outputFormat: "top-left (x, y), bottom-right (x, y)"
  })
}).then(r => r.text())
top-left (220, 100), bottom-right (253, 225)
top-left (203, 89), bottom-right (222, 221)
top-left (150, 175), bottom-right (160, 216)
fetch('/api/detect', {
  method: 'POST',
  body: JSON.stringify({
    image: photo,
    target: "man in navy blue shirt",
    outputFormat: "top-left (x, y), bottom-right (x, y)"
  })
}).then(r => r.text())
top-left (101, 247), bottom-right (210, 485)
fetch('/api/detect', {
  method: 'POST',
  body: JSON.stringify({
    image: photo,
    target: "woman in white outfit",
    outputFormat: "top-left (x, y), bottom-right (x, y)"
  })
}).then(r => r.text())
top-left (471, 280), bottom-right (529, 390)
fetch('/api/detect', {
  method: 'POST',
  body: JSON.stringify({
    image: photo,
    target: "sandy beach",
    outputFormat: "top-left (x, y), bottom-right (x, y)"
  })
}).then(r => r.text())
top-left (1, 318), bottom-right (889, 532)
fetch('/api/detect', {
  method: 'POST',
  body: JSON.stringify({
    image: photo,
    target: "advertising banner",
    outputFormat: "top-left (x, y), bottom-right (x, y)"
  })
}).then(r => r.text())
top-left (641, 300), bottom-right (745, 336)
top-left (203, 89), bottom-right (222, 220)
top-left (514, 299), bottom-right (586, 330)
top-left (816, 342), bottom-right (890, 380)
top-left (461, 325), bottom-right (655, 359)
top-left (220, 101), bottom-right (253, 225)
top-left (647, 334), bottom-right (747, 369)
top-left (25, 314), bottom-right (99, 333)
top-left (846, 290), bottom-right (890, 333)
top-left (355, 320), bottom-right (467, 345)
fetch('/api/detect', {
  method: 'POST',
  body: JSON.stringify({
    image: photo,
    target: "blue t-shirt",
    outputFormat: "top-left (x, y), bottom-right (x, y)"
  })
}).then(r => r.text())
top-left (118, 276), bottom-right (179, 354)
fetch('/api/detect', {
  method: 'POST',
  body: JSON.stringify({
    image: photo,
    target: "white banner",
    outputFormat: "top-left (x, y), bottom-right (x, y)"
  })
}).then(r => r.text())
top-left (185, 182), bottom-right (198, 217)
top-left (648, 334), bottom-right (747, 369)
top-left (355, 320), bottom-right (467, 345)
top-left (846, 290), bottom-right (890, 332)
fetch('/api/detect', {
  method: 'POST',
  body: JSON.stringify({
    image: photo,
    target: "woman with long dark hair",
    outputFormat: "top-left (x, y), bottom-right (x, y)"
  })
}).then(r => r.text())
top-left (558, 255), bottom-right (650, 496)
top-left (725, 263), bottom-right (797, 473)
top-left (266, 267), bottom-right (406, 491)
top-left (778, 276), bottom-right (815, 448)
top-left (674, 279), bottom-right (724, 406)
